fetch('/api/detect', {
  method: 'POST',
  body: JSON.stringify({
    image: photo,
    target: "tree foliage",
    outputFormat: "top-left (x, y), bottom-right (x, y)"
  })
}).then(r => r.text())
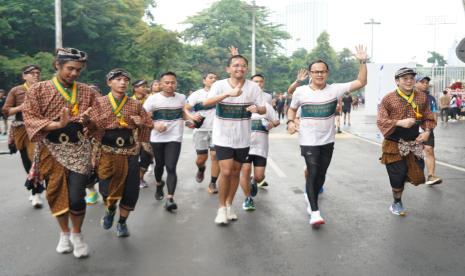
top-left (427, 51), bottom-right (447, 66)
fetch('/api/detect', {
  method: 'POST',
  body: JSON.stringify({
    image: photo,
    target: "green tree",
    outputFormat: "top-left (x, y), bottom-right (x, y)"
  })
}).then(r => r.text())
top-left (307, 31), bottom-right (339, 83)
top-left (427, 51), bottom-right (447, 66)
top-left (333, 48), bottom-right (358, 83)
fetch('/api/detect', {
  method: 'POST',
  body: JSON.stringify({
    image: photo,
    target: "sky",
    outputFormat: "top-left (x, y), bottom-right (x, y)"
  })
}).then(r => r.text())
top-left (151, 0), bottom-right (465, 66)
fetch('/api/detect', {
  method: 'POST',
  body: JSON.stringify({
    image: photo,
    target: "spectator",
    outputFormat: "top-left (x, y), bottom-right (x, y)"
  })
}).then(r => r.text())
top-left (439, 90), bottom-right (450, 123)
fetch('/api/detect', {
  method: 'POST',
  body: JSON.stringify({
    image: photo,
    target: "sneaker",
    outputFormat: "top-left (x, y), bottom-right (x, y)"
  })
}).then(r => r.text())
top-left (164, 198), bottom-right (178, 212)
top-left (242, 197), bottom-right (255, 211)
top-left (426, 175), bottom-right (442, 186)
top-left (250, 179), bottom-right (258, 197)
top-left (195, 169), bottom-right (205, 183)
top-left (257, 180), bottom-right (269, 187)
top-left (56, 232), bottom-right (73, 254)
top-left (147, 164), bottom-right (154, 175)
top-left (85, 190), bottom-right (98, 205)
top-left (29, 194), bottom-right (33, 201)
top-left (214, 207), bottom-right (228, 225)
top-left (208, 182), bottom-right (218, 194)
top-left (154, 181), bottom-right (165, 200)
top-left (309, 211), bottom-right (325, 226)
top-left (31, 194), bottom-right (43, 209)
top-left (70, 233), bottom-right (89, 258)
top-left (139, 179), bottom-right (149, 189)
top-left (226, 205), bottom-right (238, 221)
top-left (389, 202), bottom-right (406, 216)
top-left (116, 223), bottom-right (130, 238)
top-left (101, 208), bottom-right (116, 230)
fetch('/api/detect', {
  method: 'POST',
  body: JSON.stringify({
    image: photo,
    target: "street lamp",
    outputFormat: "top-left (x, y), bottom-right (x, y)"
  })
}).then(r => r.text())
top-left (55, 0), bottom-right (62, 48)
top-left (364, 18), bottom-right (380, 62)
top-left (251, 0), bottom-right (257, 75)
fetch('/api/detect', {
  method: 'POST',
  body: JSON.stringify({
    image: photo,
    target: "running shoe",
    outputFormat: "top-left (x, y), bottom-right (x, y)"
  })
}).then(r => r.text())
top-left (426, 175), bottom-right (442, 186)
top-left (195, 169), bottom-right (205, 183)
top-left (139, 179), bottom-right (149, 189)
top-left (214, 207), bottom-right (228, 225)
top-left (257, 179), bottom-right (269, 187)
top-left (309, 211), bottom-right (325, 226)
top-left (242, 197), bottom-right (255, 211)
top-left (56, 232), bottom-right (73, 254)
top-left (389, 202), bottom-right (406, 216)
top-left (164, 198), bottom-right (178, 212)
top-left (116, 223), bottom-right (130, 237)
top-left (208, 182), bottom-right (218, 194)
top-left (101, 208), bottom-right (116, 230)
top-left (31, 194), bottom-right (43, 209)
top-left (154, 181), bottom-right (165, 200)
top-left (70, 233), bottom-right (89, 258)
top-left (85, 190), bottom-right (98, 205)
top-left (226, 205), bottom-right (238, 221)
top-left (250, 179), bottom-right (258, 197)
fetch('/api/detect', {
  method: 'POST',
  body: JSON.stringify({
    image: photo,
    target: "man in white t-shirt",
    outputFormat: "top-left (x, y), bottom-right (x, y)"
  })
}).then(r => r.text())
top-left (203, 55), bottom-right (266, 225)
top-left (184, 72), bottom-right (220, 194)
top-left (143, 71), bottom-right (197, 212)
top-left (287, 45), bottom-right (368, 227)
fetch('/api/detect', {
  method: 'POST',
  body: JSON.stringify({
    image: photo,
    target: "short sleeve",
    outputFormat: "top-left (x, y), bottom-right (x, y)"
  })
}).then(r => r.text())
top-left (207, 81), bottom-right (221, 99)
top-left (334, 82), bottom-right (353, 98)
top-left (143, 95), bottom-right (155, 113)
top-left (290, 90), bottom-right (301, 109)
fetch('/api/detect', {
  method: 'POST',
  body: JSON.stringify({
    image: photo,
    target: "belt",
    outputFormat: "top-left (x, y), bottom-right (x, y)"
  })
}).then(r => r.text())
top-left (46, 122), bottom-right (84, 144)
top-left (102, 129), bottom-right (134, 148)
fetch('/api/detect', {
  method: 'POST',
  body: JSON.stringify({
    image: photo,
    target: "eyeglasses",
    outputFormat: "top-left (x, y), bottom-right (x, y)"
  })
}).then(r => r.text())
top-left (310, 70), bottom-right (328, 75)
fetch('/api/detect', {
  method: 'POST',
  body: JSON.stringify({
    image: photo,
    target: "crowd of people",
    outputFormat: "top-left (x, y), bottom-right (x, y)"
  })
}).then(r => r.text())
top-left (0, 44), bottom-right (446, 259)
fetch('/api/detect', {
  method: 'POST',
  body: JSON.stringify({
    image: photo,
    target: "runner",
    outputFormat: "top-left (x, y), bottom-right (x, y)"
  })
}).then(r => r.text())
top-left (203, 54), bottom-right (266, 225)
top-left (0, 89), bottom-right (7, 135)
top-left (342, 92), bottom-right (353, 126)
top-left (2, 64), bottom-right (43, 208)
top-left (287, 45), bottom-right (368, 227)
top-left (414, 75), bottom-right (442, 185)
top-left (377, 67), bottom-right (436, 216)
top-left (91, 69), bottom-right (152, 237)
top-left (23, 48), bottom-right (97, 258)
top-left (131, 79), bottom-right (154, 188)
top-left (184, 72), bottom-right (220, 194)
top-left (143, 72), bottom-right (196, 211)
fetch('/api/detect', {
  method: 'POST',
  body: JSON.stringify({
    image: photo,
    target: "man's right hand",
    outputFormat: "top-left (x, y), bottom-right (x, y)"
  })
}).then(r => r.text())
top-left (154, 121), bottom-right (167, 132)
top-left (396, 118), bottom-right (416, 128)
top-left (228, 84), bottom-right (243, 97)
top-left (287, 121), bottom-right (298, 134)
top-left (58, 107), bottom-right (70, 128)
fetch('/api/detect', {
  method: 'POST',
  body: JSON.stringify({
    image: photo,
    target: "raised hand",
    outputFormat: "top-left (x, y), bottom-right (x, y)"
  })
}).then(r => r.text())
top-left (228, 46), bottom-right (239, 56)
top-left (296, 68), bottom-right (309, 82)
top-left (354, 45), bottom-right (368, 61)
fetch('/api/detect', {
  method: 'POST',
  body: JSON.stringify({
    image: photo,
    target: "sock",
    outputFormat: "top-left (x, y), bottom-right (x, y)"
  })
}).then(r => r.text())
top-left (108, 205), bottom-right (116, 212)
top-left (211, 176), bottom-right (218, 184)
top-left (118, 216), bottom-right (127, 224)
top-left (394, 198), bottom-right (401, 203)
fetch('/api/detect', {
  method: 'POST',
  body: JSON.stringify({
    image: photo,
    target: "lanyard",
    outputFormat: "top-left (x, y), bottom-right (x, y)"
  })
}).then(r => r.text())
top-left (396, 88), bottom-right (422, 119)
top-left (131, 94), bottom-right (146, 105)
top-left (23, 83), bottom-right (29, 91)
top-left (52, 77), bottom-right (79, 116)
top-left (108, 92), bottom-right (128, 127)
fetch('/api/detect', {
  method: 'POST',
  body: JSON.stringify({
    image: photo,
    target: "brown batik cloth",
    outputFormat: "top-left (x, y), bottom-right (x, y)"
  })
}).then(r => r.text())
top-left (380, 139), bottom-right (425, 186)
top-left (11, 123), bottom-right (35, 157)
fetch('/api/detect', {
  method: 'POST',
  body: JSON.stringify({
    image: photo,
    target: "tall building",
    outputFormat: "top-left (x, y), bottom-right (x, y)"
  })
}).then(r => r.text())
top-left (275, 0), bottom-right (329, 56)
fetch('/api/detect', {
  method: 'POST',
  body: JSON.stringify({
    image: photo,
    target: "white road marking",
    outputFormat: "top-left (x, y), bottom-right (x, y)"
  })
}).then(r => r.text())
top-left (267, 156), bottom-right (286, 178)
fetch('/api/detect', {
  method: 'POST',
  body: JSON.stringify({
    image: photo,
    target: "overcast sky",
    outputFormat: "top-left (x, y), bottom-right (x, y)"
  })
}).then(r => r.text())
top-left (151, 0), bottom-right (465, 65)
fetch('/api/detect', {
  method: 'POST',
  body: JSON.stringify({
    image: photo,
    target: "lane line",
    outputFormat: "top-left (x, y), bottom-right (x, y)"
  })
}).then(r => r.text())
top-left (345, 131), bottom-right (465, 173)
top-left (267, 157), bottom-right (287, 178)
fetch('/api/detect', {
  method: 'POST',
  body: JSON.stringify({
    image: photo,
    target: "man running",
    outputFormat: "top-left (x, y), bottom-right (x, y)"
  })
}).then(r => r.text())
top-left (143, 72), bottom-right (196, 211)
top-left (203, 54), bottom-right (266, 225)
top-left (91, 69), bottom-right (152, 237)
top-left (342, 92), bottom-right (353, 126)
top-left (377, 68), bottom-right (436, 216)
top-left (184, 72), bottom-right (220, 194)
top-left (131, 79), bottom-right (154, 188)
top-left (2, 65), bottom-right (43, 208)
top-left (23, 48), bottom-right (97, 258)
top-left (287, 45), bottom-right (368, 227)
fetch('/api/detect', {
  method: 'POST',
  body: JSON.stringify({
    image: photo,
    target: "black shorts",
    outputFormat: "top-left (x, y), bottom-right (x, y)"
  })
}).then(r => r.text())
top-left (424, 130), bottom-right (435, 148)
top-left (215, 145), bottom-right (249, 163)
top-left (342, 107), bottom-right (351, 114)
top-left (245, 154), bottom-right (267, 167)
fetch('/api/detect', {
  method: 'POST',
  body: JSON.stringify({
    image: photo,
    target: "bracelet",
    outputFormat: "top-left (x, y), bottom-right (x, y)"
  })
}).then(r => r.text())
top-left (295, 79), bottom-right (302, 84)
top-left (360, 60), bottom-right (367, 64)
top-left (286, 119), bottom-right (294, 125)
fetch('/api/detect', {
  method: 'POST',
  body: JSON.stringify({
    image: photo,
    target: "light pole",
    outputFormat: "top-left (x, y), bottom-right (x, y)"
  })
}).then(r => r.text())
top-left (55, 0), bottom-right (63, 49)
top-left (251, 0), bottom-right (256, 75)
top-left (364, 18), bottom-right (380, 62)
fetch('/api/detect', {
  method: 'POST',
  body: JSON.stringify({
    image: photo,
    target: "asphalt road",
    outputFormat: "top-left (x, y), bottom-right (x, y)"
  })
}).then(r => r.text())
top-left (1, 110), bottom-right (464, 276)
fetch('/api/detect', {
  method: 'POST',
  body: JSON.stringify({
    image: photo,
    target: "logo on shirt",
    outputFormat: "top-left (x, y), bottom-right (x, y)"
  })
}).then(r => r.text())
top-left (300, 99), bottom-right (337, 119)
top-left (216, 103), bottom-right (252, 120)
top-left (152, 108), bottom-right (183, 121)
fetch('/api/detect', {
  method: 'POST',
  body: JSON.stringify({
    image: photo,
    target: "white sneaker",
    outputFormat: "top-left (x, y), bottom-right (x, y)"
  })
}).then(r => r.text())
top-left (309, 211), bottom-right (325, 226)
top-left (70, 233), bottom-right (89, 258)
top-left (214, 207), bottom-right (228, 225)
top-left (31, 194), bottom-right (43, 208)
top-left (226, 205), bottom-right (238, 221)
top-left (56, 232), bottom-right (73, 254)
top-left (29, 194), bottom-right (33, 201)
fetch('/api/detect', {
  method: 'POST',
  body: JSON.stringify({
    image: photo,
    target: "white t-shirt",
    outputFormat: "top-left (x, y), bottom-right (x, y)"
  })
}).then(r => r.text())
top-left (249, 103), bottom-right (278, 158)
top-left (208, 79), bottom-right (265, 148)
top-left (290, 82), bottom-right (352, 146)
top-left (143, 92), bottom-right (186, 143)
top-left (263, 92), bottom-right (272, 105)
top-left (186, 88), bottom-right (215, 131)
